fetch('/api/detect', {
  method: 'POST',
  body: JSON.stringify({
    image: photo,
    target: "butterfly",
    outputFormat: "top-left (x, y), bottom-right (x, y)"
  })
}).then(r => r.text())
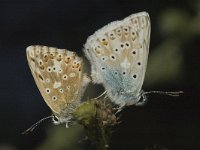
top-left (26, 45), bottom-right (90, 128)
top-left (84, 12), bottom-right (151, 107)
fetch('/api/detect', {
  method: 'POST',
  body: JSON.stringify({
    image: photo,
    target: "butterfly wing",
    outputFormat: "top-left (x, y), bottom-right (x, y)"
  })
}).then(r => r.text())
top-left (27, 45), bottom-right (90, 116)
top-left (84, 12), bottom-right (150, 105)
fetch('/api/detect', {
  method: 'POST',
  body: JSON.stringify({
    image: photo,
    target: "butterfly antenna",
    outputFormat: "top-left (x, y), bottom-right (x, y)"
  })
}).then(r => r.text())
top-left (22, 115), bottom-right (54, 135)
top-left (144, 91), bottom-right (184, 97)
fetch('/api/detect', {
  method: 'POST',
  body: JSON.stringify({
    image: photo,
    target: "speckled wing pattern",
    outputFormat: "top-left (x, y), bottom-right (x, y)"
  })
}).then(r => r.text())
top-left (26, 45), bottom-right (90, 122)
top-left (84, 12), bottom-right (150, 106)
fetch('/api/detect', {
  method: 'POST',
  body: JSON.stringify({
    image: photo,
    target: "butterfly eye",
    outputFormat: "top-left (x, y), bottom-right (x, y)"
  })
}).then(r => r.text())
top-left (137, 62), bottom-right (141, 66)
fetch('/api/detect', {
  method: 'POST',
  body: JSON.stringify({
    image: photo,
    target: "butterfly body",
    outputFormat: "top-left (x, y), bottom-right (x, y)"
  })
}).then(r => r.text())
top-left (27, 45), bottom-right (90, 126)
top-left (84, 12), bottom-right (150, 106)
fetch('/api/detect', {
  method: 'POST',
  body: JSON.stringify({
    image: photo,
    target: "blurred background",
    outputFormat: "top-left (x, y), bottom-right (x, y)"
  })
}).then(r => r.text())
top-left (0, 0), bottom-right (200, 149)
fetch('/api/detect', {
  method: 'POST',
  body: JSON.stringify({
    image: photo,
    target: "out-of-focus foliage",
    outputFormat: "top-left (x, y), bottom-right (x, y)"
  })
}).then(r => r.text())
top-left (0, 145), bottom-right (17, 150)
top-left (145, 5), bottom-right (199, 86)
top-left (145, 39), bottom-right (183, 86)
top-left (36, 125), bottom-right (84, 150)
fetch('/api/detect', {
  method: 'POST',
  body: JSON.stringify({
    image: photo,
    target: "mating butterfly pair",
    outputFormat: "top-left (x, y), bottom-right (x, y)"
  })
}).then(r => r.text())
top-left (26, 12), bottom-right (150, 127)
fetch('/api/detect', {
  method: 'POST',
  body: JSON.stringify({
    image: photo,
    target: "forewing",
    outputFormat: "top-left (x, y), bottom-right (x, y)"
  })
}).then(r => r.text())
top-left (27, 45), bottom-right (90, 114)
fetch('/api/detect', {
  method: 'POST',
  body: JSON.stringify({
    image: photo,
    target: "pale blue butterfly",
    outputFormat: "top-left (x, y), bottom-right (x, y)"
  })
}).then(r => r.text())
top-left (84, 12), bottom-right (151, 107)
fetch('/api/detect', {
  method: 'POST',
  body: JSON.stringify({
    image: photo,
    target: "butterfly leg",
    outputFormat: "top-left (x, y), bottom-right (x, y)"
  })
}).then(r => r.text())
top-left (94, 91), bottom-right (107, 100)
top-left (115, 101), bottom-right (126, 114)
top-left (52, 115), bottom-right (60, 125)
top-left (66, 122), bottom-right (69, 128)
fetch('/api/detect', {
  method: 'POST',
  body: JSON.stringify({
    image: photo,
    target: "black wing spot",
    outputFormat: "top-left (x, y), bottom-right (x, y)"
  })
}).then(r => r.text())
top-left (111, 55), bottom-right (115, 60)
top-left (101, 57), bottom-right (105, 61)
top-left (133, 74), bottom-right (137, 78)
top-left (38, 74), bottom-right (44, 81)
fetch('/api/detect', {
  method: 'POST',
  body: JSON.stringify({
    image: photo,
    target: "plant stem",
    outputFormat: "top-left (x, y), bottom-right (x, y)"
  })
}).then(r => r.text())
top-left (73, 100), bottom-right (117, 150)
